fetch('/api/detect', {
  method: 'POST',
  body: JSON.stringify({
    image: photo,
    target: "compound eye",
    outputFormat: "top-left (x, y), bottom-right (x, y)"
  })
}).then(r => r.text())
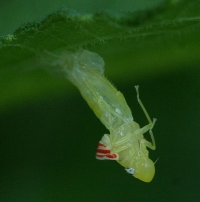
top-left (125, 168), bottom-right (135, 175)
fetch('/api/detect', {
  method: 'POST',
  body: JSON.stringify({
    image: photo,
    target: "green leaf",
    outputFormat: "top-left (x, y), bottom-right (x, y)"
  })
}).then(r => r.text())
top-left (0, 0), bottom-right (200, 111)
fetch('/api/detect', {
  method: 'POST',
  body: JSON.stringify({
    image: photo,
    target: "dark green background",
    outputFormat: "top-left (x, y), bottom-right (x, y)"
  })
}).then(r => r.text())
top-left (1, 67), bottom-right (200, 201)
top-left (1, 0), bottom-right (200, 201)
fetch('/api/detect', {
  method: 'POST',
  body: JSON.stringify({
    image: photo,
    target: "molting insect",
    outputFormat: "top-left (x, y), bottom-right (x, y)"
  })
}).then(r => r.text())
top-left (45, 49), bottom-right (157, 182)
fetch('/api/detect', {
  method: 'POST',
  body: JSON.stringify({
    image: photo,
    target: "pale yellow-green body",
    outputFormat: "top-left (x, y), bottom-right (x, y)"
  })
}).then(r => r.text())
top-left (49, 49), bottom-right (156, 182)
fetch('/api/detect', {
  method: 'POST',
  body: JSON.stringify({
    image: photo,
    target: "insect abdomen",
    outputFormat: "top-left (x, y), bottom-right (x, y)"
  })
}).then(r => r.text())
top-left (76, 68), bottom-right (133, 129)
top-left (62, 50), bottom-right (133, 129)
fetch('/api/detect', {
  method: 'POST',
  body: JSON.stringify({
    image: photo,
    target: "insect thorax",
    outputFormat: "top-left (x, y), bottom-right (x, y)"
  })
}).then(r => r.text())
top-left (110, 121), bottom-right (149, 168)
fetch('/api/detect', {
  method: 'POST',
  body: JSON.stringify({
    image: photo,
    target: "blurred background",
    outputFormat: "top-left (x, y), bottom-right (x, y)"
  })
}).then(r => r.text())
top-left (1, 0), bottom-right (200, 202)
top-left (0, 0), bottom-right (162, 35)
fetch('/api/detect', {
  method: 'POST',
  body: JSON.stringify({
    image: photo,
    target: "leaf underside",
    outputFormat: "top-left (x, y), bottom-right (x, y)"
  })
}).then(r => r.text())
top-left (0, 0), bottom-right (200, 110)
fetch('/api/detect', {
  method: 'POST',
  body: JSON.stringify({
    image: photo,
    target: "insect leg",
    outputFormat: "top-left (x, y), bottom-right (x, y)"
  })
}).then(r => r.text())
top-left (135, 85), bottom-right (156, 150)
top-left (110, 128), bottom-right (130, 153)
top-left (142, 119), bottom-right (156, 150)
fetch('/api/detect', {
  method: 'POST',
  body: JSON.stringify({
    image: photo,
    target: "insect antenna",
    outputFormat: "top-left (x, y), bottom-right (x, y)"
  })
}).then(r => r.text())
top-left (154, 158), bottom-right (159, 164)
